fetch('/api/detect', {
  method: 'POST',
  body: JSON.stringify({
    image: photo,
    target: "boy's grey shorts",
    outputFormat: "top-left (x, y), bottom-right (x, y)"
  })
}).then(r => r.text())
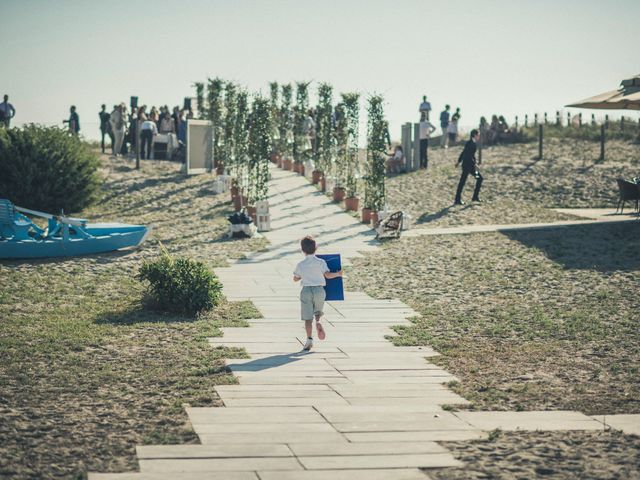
top-left (300, 285), bottom-right (326, 321)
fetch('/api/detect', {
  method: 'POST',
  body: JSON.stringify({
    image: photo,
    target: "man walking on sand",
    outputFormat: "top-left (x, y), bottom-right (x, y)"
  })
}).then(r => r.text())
top-left (454, 129), bottom-right (483, 205)
top-left (419, 95), bottom-right (432, 120)
top-left (293, 236), bottom-right (343, 352)
top-left (439, 105), bottom-right (450, 147)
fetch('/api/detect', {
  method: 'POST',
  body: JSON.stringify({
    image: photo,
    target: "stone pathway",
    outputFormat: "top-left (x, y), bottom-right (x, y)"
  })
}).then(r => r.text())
top-left (90, 167), bottom-right (639, 479)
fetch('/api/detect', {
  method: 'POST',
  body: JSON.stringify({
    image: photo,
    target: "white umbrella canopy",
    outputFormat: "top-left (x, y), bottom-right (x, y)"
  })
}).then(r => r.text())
top-left (566, 75), bottom-right (640, 110)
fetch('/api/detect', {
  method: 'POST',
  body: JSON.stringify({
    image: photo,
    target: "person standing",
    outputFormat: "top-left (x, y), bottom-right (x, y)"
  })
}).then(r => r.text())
top-left (419, 113), bottom-right (436, 169)
top-left (439, 105), bottom-right (450, 147)
top-left (454, 129), bottom-right (483, 205)
top-left (419, 95), bottom-right (432, 120)
top-left (63, 106), bottom-right (80, 135)
top-left (139, 117), bottom-right (158, 159)
top-left (110, 103), bottom-right (127, 158)
top-left (98, 104), bottom-right (112, 153)
top-left (0, 95), bottom-right (16, 128)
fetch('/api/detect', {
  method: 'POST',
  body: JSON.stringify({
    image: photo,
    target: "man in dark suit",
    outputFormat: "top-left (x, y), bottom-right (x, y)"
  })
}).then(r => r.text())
top-left (454, 129), bottom-right (483, 205)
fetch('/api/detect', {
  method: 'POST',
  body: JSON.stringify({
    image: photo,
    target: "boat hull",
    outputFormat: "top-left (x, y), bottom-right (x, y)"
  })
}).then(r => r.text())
top-left (0, 224), bottom-right (150, 259)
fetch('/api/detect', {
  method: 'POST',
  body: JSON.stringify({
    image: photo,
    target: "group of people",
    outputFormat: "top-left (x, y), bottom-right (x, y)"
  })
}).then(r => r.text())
top-left (98, 103), bottom-right (192, 159)
top-left (480, 115), bottom-right (511, 145)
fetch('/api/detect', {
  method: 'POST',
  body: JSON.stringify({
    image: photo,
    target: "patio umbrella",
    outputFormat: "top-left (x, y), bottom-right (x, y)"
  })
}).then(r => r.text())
top-left (566, 75), bottom-right (640, 110)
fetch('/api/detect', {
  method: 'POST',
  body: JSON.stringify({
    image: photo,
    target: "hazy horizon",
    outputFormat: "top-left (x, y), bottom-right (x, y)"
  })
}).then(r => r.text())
top-left (3, 0), bottom-right (639, 141)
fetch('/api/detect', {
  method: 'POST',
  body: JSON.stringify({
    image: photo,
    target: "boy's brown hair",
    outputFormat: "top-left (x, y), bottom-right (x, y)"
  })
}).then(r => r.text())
top-left (300, 236), bottom-right (317, 254)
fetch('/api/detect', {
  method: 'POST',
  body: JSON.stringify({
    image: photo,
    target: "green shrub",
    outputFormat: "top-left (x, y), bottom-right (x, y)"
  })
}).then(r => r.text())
top-left (138, 249), bottom-right (223, 315)
top-left (0, 125), bottom-right (102, 213)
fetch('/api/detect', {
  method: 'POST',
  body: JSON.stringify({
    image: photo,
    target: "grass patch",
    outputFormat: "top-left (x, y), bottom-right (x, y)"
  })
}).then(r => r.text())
top-left (0, 156), bottom-right (263, 479)
top-left (347, 222), bottom-right (640, 414)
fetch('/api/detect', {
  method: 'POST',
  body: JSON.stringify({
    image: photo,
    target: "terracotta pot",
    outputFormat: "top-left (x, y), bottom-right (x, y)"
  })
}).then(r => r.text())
top-left (284, 159), bottom-right (293, 170)
top-left (344, 196), bottom-right (359, 211)
top-left (299, 164), bottom-right (305, 176)
top-left (270, 152), bottom-right (280, 164)
top-left (292, 162), bottom-right (300, 173)
top-left (233, 194), bottom-right (242, 211)
top-left (333, 187), bottom-right (346, 202)
top-left (277, 157), bottom-right (283, 168)
top-left (230, 185), bottom-right (239, 202)
top-left (246, 205), bottom-right (257, 223)
top-left (361, 207), bottom-right (373, 224)
top-left (320, 176), bottom-right (327, 192)
top-left (216, 164), bottom-right (225, 175)
top-left (370, 212), bottom-right (379, 226)
top-left (312, 170), bottom-right (322, 184)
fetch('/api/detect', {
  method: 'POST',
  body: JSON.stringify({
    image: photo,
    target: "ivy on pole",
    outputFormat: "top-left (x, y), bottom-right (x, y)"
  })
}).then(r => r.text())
top-left (364, 95), bottom-right (387, 211)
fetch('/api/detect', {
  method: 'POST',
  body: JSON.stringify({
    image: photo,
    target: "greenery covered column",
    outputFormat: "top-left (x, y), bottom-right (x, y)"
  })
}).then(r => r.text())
top-left (222, 83), bottom-right (237, 175)
top-left (247, 96), bottom-right (272, 206)
top-left (315, 83), bottom-right (334, 180)
top-left (363, 95), bottom-right (387, 222)
top-left (293, 82), bottom-right (310, 167)
top-left (280, 84), bottom-right (294, 164)
top-left (194, 82), bottom-right (205, 119)
top-left (206, 77), bottom-right (225, 172)
top-left (341, 92), bottom-right (360, 209)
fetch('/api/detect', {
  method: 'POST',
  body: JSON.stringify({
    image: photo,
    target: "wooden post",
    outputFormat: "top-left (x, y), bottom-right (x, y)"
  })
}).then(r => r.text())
top-left (599, 124), bottom-right (605, 162)
top-left (567, 112), bottom-right (571, 126)
top-left (538, 124), bottom-right (543, 159)
top-left (556, 111), bottom-right (560, 125)
top-left (578, 113), bottom-right (582, 127)
top-left (605, 114), bottom-right (609, 127)
top-left (515, 115), bottom-right (519, 128)
top-left (525, 114), bottom-right (528, 127)
top-left (621, 116), bottom-right (625, 130)
top-left (591, 114), bottom-right (595, 125)
top-left (478, 140), bottom-right (482, 164)
top-left (534, 113), bottom-right (538, 126)
top-left (544, 112), bottom-right (548, 124)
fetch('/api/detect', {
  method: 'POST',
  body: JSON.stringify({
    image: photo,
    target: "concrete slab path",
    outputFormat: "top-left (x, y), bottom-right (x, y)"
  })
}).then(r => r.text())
top-left (89, 166), bottom-right (636, 480)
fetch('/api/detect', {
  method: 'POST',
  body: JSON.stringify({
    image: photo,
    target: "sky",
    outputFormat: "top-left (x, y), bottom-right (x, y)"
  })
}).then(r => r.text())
top-left (3, 0), bottom-right (639, 141)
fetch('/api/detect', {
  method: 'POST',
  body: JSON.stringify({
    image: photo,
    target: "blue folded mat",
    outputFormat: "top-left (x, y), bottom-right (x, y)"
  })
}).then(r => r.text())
top-left (317, 254), bottom-right (344, 301)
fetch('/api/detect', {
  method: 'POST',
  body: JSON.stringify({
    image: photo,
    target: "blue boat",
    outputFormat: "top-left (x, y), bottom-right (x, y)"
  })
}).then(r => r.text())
top-left (0, 199), bottom-right (151, 259)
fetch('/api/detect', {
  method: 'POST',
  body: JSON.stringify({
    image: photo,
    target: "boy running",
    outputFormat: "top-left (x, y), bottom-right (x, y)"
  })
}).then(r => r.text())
top-left (293, 236), bottom-right (343, 351)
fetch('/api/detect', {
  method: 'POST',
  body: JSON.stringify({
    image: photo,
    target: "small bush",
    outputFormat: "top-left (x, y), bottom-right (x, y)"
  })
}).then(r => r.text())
top-left (138, 249), bottom-right (223, 315)
top-left (0, 125), bottom-right (102, 213)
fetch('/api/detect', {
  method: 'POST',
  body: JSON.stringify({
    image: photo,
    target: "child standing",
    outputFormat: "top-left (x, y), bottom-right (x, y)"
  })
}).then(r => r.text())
top-left (293, 236), bottom-right (342, 351)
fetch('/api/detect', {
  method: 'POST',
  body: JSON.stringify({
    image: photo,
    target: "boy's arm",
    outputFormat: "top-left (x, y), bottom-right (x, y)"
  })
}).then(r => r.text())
top-left (324, 270), bottom-right (343, 279)
top-left (293, 275), bottom-right (301, 282)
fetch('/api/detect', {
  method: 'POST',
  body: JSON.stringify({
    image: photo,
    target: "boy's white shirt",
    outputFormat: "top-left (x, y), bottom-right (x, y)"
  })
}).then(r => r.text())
top-left (294, 255), bottom-right (329, 287)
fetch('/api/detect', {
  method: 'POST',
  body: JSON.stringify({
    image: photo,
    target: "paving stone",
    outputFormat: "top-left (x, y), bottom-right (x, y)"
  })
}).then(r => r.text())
top-left (90, 473), bottom-right (258, 480)
top-left (455, 411), bottom-right (604, 431)
top-left (257, 469), bottom-right (431, 480)
top-left (222, 396), bottom-right (349, 407)
top-left (237, 376), bottom-right (352, 385)
top-left (193, 422), bottom-right (336, 434)
top-left (288, 442), bottom-right (447, 456)
top-left (199, 432), bottom-right (347, 445)
top-left (139, 457), bottom-right (301, 472)
top-left (136, 444), bottom-right (292, 459)
top-left (299, 453), bottom-right (461, 470)
top-left (593, 414), bottom-right (640, 435)
top-left (346, 430), bottom-right (488, 442)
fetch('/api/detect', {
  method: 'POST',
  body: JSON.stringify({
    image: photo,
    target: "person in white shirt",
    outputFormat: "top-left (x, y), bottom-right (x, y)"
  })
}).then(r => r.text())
top-left (0, 95), bottom-right (16, 128)
top-left (419, 113), bottom-right (436, 169)
top-left (109, 103), bottom-right (127, 157)
top-left (293, 236), bottom-right (343, 351)
top-left (419, 95), bottom-right (432, 120)
top-left (140, 119), bottom-right (158, 159)
top-left (447, 116), bottom-right (459, 146)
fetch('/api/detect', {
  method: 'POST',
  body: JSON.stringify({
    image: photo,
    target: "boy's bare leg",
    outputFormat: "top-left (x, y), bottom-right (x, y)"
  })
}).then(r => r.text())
top-left (305, 320), bottom-right (313, 339)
